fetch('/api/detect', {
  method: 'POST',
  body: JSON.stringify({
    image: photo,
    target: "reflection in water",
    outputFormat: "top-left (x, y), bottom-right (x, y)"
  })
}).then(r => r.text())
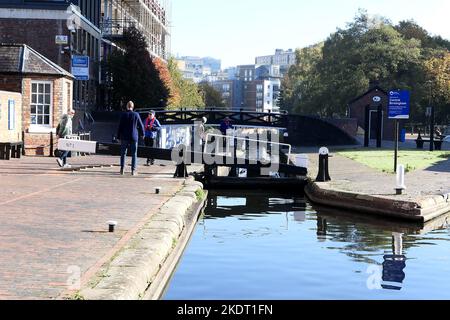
top-left (164, 191), bottom-right (450, 300)
top-left (317, 217), bottom-right (327, 242)
top-left (382, 233), bottom-right (407, 291)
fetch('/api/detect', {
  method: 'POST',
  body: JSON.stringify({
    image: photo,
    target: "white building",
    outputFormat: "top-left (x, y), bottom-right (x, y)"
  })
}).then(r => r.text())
top-left (176, 56), bottom-right (221, 83)
top-left (255, 49), bottom-right (296, 76)
top-left (255, 79), bottom-right (281, 113)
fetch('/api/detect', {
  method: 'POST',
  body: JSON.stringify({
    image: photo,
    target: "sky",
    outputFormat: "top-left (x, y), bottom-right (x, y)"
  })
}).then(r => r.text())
top-left (170, 0), bottom-right (450, 69)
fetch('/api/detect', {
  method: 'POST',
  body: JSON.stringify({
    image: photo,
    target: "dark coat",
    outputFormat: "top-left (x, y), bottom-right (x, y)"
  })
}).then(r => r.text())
top-left (117, 110), bottom-right (145, 142)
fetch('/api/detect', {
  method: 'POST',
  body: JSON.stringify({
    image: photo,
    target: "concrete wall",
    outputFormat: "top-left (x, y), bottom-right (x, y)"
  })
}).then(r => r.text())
top-left (0, 90), bottom-right (22, 142)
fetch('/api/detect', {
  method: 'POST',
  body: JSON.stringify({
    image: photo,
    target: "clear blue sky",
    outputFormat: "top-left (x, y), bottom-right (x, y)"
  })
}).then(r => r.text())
top-left (171, 0), bottom-right (450, 68)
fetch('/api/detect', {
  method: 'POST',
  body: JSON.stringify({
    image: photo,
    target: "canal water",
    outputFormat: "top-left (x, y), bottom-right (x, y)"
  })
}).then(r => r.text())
top-left (163, 190), bottom-right (450, 300)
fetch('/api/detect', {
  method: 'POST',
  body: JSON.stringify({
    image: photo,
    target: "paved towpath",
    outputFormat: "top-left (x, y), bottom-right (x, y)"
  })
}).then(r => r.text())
top-left (296, 145), bottom-right (450, 203)
top-left (0, 155), bottom-right (196, 299)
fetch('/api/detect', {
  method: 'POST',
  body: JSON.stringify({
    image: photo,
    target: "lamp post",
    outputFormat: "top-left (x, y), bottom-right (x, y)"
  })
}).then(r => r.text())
top-left (428, 80), bottom-right (435, 152)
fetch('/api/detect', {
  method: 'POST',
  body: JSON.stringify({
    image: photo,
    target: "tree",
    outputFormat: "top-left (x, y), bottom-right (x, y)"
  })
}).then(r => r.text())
top-left (198, 82), bottom-right (226, 108)
top-left (106, 27), bottom-right (168, 110)
top-left (154, 57), bottom-right (180, 108)
top-left (283, 10), bottom-right (450, 122)
top-left (423, 51), bottom-right (450, 122)
top-left (167, 58), bottom-right (205, 109)
top-left (280, 43), bottom-right (324, 114)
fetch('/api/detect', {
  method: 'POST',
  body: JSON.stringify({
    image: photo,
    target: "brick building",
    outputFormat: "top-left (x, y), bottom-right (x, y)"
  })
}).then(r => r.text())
top-left (349, 85), bottom-right (398, 142)
top-left (0, 0), bottom-right (172, 114)
top-left (0, 44), bottom-right (74, 156)
top-left (0, 0), bottom-right (101, 119)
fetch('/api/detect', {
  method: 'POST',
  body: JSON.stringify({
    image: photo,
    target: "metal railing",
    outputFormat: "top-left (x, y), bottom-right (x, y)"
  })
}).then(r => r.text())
top-left (100, 19), bottom-right (137, 37)
top-left (204, 132), bottom-right (292, 162)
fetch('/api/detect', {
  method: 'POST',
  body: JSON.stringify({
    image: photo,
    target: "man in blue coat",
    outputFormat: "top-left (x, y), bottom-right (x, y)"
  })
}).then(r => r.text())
top-left (117, 101), bottom-right (145, 176)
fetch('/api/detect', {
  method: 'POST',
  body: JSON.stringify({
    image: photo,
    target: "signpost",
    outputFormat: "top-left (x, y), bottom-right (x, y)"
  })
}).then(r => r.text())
top-left (388, 90), bottom-right (410, 173)
top-left (55, 35), bottom-right (68, 45)
top-left (57, 138), bottom-right (97, 154)
top-left (71, 55), bottom-right (90, 81)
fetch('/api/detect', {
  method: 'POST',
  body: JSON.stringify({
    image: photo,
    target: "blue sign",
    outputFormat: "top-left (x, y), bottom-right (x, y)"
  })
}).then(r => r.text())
top-left (388, 90), bottom-right (410, 120)
top-left (71, 55), bottom-right (90, 81)
top-left (8, 99), bottom-right (15, 130)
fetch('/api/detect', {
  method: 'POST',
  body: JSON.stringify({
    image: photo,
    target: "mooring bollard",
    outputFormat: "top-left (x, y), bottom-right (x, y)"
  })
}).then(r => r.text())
top-left (316, 147), bottom-right (331, 182)
top-left (395, 165), bottom-right (406, 195)
top-left (107, 221), bottom-right (118, 233)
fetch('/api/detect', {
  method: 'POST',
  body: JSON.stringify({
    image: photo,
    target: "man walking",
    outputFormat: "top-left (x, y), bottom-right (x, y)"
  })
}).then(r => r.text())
top-left (56, 109), bottom-right (75, 168)
top-left (144, 110), bottom-right (161, 166)
top-left (117, 101), bottom-right (145, 176)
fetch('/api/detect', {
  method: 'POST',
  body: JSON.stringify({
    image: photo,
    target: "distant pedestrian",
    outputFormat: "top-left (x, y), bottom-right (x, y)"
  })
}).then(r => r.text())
top-left (219, 117), bottom-right (234, 152)
top-left (435, 127), bottom-right (443, 139)
top-left (56, 109), bottom-right (75, 168)
top-left (144, 110), bottom-right (161, 166)
top-left (195, 117), bottom-right (208, 149)
top-left (117, 101), bottom-right (145, 176)
top-left (220, 117), bottom-right (234, 136)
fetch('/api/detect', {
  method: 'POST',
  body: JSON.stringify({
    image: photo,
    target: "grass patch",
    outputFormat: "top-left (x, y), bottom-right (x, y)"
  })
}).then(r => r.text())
top-left (71, 292), bottom-right (85, 300)
top-left (172, 237), bottom-right (178, 249)
top-left (338, 149), bottom-right (450, 174)
top-left (195, 189), bottom-right (206, 201)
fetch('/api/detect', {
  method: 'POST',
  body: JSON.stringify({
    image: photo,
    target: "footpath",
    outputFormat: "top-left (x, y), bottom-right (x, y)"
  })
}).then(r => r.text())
top-left (298, 146), bottom-right (450, 223)
top-left (0, 155), bottom-right (204, 300)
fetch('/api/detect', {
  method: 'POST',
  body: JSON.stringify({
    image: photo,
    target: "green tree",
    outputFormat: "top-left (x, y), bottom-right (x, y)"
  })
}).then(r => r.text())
top-left (283, 10), bottom-right (450, 121)
top-left (106, 27), bottom-right (169, 110)
top-left (167, 58), bottom-right (205, 109)
top-left (198, 82), bottom-right (226, 108)
top-left (423, 51), bottom-right (450, 123)
top-left (280, 43), bottom-right (324, 114)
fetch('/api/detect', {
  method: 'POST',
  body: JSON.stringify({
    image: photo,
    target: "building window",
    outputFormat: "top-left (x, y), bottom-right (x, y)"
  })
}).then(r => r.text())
top-left (31, 82), bottom-right (52, 127)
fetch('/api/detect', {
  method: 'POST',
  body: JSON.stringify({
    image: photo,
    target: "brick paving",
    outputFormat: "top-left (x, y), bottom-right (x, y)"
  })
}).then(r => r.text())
top-left (0, 155), bottom-right (197, 299)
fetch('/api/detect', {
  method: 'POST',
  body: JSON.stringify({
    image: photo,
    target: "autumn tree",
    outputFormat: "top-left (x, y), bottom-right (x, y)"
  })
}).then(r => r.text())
top-left (106, 27), bottom-right (169, 110)
top-left (167, 58), bottom-right (205, 109)
top-left (154, 57), bottom-right (180, 108)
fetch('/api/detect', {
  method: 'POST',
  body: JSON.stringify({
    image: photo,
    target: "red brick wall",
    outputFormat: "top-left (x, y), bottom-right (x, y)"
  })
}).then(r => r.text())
top-left (24, 133), bottom-right (55, 156)
top-left (0, 18), bottom-right (71, 72)
top-left (325, 118), bottom-right (358, 137)
top-left (0, 74), bottom-right (23, 93)
top-left (349, 89), bottom-right (398, 141)
top-left (21, 76), bottom-right (73, 156)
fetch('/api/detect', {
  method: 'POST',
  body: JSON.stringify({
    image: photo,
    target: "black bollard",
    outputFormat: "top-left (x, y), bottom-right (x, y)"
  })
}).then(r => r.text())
top-left (49, 131), bottom-right (54, 157)
top-left (416, 130), bottom-right (424, 149)
top-left (108, 221), bottom-right (117, 233)
top-left (316, 147), bottom-right (331, 182)
top-left (173, 145), bottom-right (189, 178)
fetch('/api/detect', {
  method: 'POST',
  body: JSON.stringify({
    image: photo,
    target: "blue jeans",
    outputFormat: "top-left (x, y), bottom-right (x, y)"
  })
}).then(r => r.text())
top-left (120, 140), bottom-right (138, 171)
top-left (59, 150), bottom-right (71, 165)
